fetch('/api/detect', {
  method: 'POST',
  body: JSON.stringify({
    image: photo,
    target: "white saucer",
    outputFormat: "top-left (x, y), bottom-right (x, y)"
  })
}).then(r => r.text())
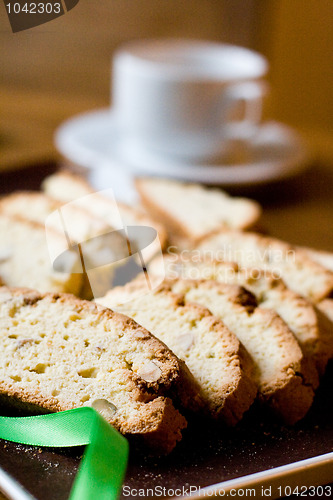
top-left (55, 109), bottom-right (310, 188)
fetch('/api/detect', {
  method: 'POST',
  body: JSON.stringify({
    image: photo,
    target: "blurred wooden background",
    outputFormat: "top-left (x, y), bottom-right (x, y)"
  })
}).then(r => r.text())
top-left (0, 0), bottom-right (255, 169)
top-left (1, 0), bottom-right (333, 169)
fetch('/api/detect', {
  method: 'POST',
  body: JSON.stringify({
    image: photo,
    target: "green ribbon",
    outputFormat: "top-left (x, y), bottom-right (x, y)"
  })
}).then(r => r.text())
top-left (0, 407), bottom-right (129, 500)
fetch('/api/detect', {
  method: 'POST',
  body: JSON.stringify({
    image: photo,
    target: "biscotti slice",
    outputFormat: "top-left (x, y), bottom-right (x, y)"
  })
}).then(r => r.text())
top-left (0, 287), bottom-right (194, 454)
top-left (318, 299), bottom-right (333, 323)
top-left (135, 177), bottom-right (262, 242)
top-left (296, 247), bottom-right (333, 334)
top-left (97, 284), bottom-right (257, 425)
top-left (0, 191), bottom-right (109, 244)
top-left (162, 278), bottom-right (316, 424)
top-left (42, 171), bottom-right (168, 254)
top-left (299, 247), bottom-right (333, 272)
top-left (0, 192), bottom-right (128, 299)
top-left (150, 255), bottom-right (332, 375)
top-left (0, 213), bottom-right (83, 296)
top-left (197, 230), bottom-right (333, 303)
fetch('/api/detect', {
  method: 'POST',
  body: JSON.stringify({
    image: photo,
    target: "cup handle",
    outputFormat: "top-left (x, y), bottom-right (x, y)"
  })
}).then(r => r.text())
top-left (220, 81), bottom-right (267, 138)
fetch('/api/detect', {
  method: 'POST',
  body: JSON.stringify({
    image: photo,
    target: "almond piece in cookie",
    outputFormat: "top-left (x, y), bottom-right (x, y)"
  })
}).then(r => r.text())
top-left (0, 287), bottom-right (195, 454)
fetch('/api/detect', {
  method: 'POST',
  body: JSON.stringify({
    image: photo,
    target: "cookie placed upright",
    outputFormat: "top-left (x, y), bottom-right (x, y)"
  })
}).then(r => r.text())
top-left (0, 191), bottom-right (109, 243)
top-left (197, 230), bottom-right (333, 303)
top-left (0, 191), bottom-right (130, 299)
top-left (42, 171), bottom-right (168, 256)
top-left (0, 212), bottom-right (84, 296)
top-left (299, 246), bottom-right (333, 325)
top-left (164, 278), bottom-right (317, 424)
top-left (97, 282), bottom-right (257, 426)
top-left (300, 246), bottom-right (333, 272)
top-left (135, 177), bottom-right (262, 243)
top-left (150, 254), bottom-right (333, 375)
top-left (0, 287), bottom-right (199, 454)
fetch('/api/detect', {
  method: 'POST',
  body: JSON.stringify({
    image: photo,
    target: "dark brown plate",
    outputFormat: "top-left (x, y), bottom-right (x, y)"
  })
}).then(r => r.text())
top-left (0, 362), bottom-right (332, 500)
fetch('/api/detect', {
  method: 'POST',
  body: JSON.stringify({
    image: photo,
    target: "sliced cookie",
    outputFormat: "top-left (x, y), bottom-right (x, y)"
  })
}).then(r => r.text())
top-left (197, 230), bottom-right (333, 303)
top-left (0, 287), bottom-right (197, 454)
top-left (135, 177), bottom-right (261, 243)
top-left (42, 171), bottom-right (168, 255)
top-left (150, 255), bottom-right (332, 375)
top-left (97, 283), bottom-right (257, 426)
top-left (164, 278), bottom-right (317, 424)
top-left (0, 213), bottom-right (84, 296)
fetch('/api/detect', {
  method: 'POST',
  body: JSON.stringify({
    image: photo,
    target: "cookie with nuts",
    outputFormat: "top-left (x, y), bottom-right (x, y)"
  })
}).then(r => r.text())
top-left (97, 283), bottom-right (257, 425)
top-left (0, 287), bottom-right (202, 454)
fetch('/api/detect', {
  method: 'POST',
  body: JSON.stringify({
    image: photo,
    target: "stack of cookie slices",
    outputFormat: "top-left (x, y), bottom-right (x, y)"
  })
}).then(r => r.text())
top-left (0, 173), bottom-right (332, 454)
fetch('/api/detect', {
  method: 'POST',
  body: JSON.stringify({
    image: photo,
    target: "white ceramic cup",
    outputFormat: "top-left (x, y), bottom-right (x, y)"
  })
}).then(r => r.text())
top-left (112, 39), bottom-right (268, 162)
